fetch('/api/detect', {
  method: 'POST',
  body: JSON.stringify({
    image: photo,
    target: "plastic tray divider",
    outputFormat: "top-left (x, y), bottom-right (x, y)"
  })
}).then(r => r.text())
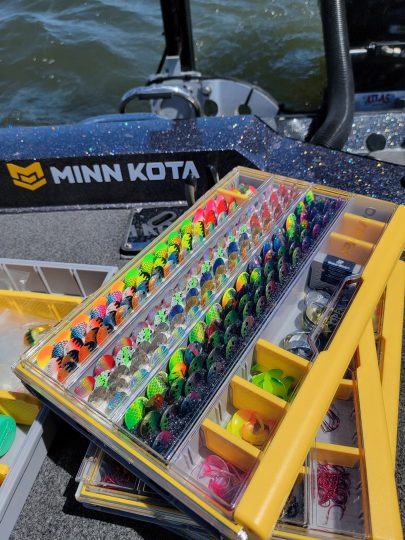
top-left (217, 189), bottom-right (249, 203)
top-left (201, 419), bottom-right (260, 471)
top-left (311, 442), bottom-right (359, 468)
top-left (336, 213), bottom-right (386, 244)
top-left (71, 268), bottom-right (87, 297)
top-left (229, 376), bottom-right (287, 422)
top-left (36, 266), bottom-right (53, 294)
top-left (324, 231), bottom-right (375, 266)
top-left (255, 340), bottom-right (309, 381)
top-left (2, 264), bottom-right (19, 290)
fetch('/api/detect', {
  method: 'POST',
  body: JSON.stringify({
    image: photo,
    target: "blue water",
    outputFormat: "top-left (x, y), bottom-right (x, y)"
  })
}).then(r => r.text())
top-left (0, 1), bottom-right (324, 127)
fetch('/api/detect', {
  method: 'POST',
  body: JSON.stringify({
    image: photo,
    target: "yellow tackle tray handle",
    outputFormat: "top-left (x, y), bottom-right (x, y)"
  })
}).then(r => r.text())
top-left (354, 321), bottom-right (403, 540)
top-left (234, 205), bottom-right (405, 540)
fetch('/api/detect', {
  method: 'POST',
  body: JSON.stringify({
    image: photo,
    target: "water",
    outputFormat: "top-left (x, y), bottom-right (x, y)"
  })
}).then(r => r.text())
top-left (0, 0), bottom-right (325, 127)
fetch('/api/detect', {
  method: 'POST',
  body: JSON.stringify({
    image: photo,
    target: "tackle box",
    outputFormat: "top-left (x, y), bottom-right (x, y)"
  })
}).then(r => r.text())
top-left (0, 258), bottom-right (118, 297)
top-left (0, 260), bottom-right (117, 539)
top-left (14, 167), bottom-right (405, 539)
top-left (75, 260), bottom-right (404, 539)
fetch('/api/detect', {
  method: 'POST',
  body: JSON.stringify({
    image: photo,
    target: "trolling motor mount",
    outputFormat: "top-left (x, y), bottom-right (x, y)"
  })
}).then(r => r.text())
top-left (119, 0), bottom-right (278, 125)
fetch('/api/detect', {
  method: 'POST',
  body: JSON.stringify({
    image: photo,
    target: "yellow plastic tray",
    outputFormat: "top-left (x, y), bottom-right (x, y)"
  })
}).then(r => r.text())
top-left (0, 290), bottom-right (81, 424)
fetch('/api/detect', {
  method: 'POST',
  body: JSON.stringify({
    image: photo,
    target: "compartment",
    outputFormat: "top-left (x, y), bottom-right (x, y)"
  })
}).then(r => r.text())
top-left (39, 267), bottom-right (83, 296)
top-left (251, 340), bottom-right (308, 401)
top-left (279, 466), bottom-right (308, 526)
top-left (316, 396), bottom-right (357, 448)
top-left (0, 259), bottom-right (117, 296)
top-left (257, 198), bottom-right (397, 369)
top-left (309, 444), bottom-right (365, 538)
top-left (75, 269), bottom-right (115, 297)
top-left (169, 342), bottom-right (303, 483)
top-left (259, 217), bottom-right (368, 361)
top-left (202, 419), bottom-right (260, 470)
top-left (335, 213), bottom-right (386, 244)
top-left (78, 443), bottom-right (310, 535)
top-left (340, 195), bottom-right (397, 225)
top-left (322, 232), bottom-right (374, 267)
top-left (90, 449), bottom-right (138, 492)
top-left (230, 376), bottom-right (286, 425)
top-left (173, 420), bottom-right (257, 512)
top-left (206, 376), bottom-right (286, 450)
top-left (220, 167), bottom-right (272, 195)
top-left (174, 410), bottom-right (311, 523)
top-left (2, 264), bottom-right (46, 293)
top-left (76, 446), bottom-right (210, 539)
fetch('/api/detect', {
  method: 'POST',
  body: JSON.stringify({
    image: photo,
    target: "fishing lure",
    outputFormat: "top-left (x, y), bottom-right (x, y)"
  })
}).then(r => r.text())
top-left (146, 372), bottom-right (168, 399)
top-left (168, 362), bottom-right (187, 384)
top-left (100, 460), bottom-right (135, 488)
top-left (227, 409), bottom-right (271, 446)
top-left (154, 242), bottom-right (168, 259)
top-left (106, 287), bottom-right (123, 306)
top-left (74, 376), bottom-right (95, 399)
top-left (199, 454), bottom-right (247, 504)
top-left (24, 324), bottom-right (52, 346)
top-left (180, 219), bottom-right (193, 236)
top-left (90, 303), bottom-right (107, 321)
top-left (189, 321), bottom-right (206, 344)
top-left (251, 365), bottom-right (295, 401)
top-left (152, 430), bottom-right (173, 453)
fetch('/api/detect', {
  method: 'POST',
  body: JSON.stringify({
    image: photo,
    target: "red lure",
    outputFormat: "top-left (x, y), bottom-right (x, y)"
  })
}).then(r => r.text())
top-left (199, 455), bottom-right (247, 504)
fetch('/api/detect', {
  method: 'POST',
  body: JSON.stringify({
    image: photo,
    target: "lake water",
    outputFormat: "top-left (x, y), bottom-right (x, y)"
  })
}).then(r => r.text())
top-left (0, 0), bottom-right (325, 127)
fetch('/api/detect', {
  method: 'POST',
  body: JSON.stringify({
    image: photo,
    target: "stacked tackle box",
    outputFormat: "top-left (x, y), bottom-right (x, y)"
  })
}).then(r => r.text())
top-left (0, 259), bottom-right (117, 538)
top-left (14, 168), bottom-right (405, 539)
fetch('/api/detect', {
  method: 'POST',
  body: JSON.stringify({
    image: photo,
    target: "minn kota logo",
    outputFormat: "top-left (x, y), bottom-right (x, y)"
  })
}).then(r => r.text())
top-left (6, 162), bottom-right (47, 191)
